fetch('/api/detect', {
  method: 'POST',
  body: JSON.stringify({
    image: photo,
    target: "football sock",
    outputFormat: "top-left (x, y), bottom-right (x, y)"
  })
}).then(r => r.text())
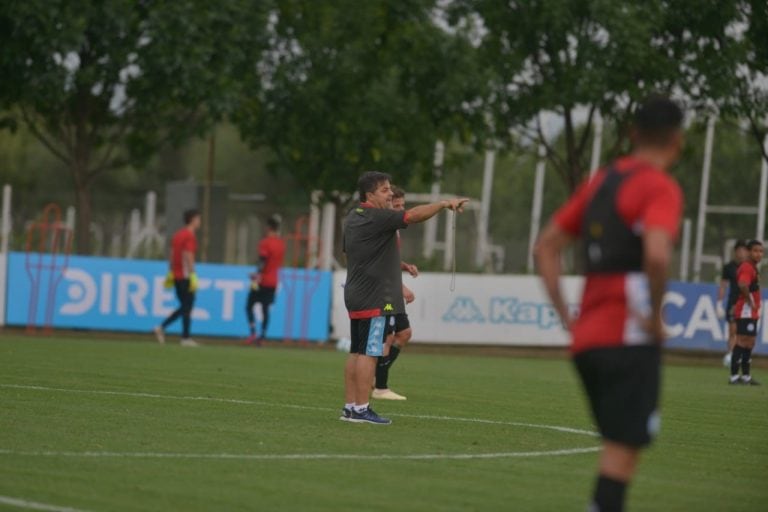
top-left (591, 474), bottom-right (627, 512)
top-left (344, 402), bottom-right (354, 410)
top-left (375, 356), bottom-right (389, 389)
top-left (741, 348), bottom-right (752, 377)
top-left (388, 344), bottom-right (401, 366)
top-left (353, 403), bottom-right (369, 413)
top-left (730, 346), bottom-right (743, 376)
top-left (249, 323), bottom-right (255, 336)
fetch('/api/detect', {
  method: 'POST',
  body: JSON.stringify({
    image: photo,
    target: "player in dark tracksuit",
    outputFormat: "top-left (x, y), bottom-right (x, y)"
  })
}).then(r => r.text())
top-left (340, 171), bottom-right (468, 425)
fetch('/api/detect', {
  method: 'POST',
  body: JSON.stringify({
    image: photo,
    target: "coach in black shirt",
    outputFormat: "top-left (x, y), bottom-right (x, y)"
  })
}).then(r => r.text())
top-left (340, 171), bottom-right (468, 425)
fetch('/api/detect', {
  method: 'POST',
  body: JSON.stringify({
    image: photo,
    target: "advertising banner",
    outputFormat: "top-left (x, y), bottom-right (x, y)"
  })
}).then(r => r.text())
top-left (6, 252), bottom-right (331, 341)
top-left (331, 272), bottom-right (768, 354)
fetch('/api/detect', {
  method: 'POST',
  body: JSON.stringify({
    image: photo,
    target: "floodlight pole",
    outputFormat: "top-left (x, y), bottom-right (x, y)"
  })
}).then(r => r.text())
top-left (692, 116), bottom-right (716, 282)
top-left (589, 110), bottom-right (603, 176)
top-left (475, 148), bottom-right (496, 270)
top-left (757, 133), bottom-right (768, 242)
top-left (308, 191), bottom-right (321, 268)
top-left (527, 145), bottom-right (547, 273)
top-left (680, 218), bottom-right (692, 281)
top-left (423, 140), bottom-right (444, 260)
top-left (1, 185), bottom-right (10, 254)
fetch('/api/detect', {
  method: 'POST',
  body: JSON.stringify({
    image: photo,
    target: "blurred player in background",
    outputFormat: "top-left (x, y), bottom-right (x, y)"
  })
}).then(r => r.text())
top-left (373, 186), bottom-right (417, 401)
top-left (717, 239), bottom-right (748, 366)
top-left (341, 171), bottom-right (467, 425)
top-left (155, 209), bottom-right (201, 347)
top-left (729, 239), bottom-right (763, 385)
top-left (536, 96), bottom-right (684, 512)
top-left (245, 215), bottom-right (285, 345)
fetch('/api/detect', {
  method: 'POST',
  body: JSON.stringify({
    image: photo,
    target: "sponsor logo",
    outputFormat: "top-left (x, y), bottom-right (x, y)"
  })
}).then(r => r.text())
top-left (443, 297), bottom-right (485, 323)
top-left (383, 303), bottom-right (394, 312)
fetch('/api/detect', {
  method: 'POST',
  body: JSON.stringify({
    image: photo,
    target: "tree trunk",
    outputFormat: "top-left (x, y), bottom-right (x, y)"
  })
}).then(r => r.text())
top-left (72, 166), bottom-right (93, 255)
top-left (563, 109), bottom-right (582, 193)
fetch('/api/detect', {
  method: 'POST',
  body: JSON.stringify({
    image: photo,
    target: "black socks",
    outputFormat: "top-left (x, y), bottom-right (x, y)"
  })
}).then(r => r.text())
top-left (375, 345), bottom-right (402, 390)
top-left (731, 345), bottom-right (744, 377)
top-left (591, 474), bottom-right (627, 512)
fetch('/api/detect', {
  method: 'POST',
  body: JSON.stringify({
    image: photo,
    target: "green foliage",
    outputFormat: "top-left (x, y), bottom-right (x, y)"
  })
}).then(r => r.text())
top-left (0, 0), bottom-right (270, 252)
top-left (233, 0), bottom-right (489, 200)
top-left (449, 0), bottom-right (744, 190)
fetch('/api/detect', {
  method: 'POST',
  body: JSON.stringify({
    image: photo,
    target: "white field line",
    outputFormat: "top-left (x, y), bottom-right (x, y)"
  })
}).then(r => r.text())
top-left (0, 383), bottom-right (598, 438)
top-left (0, 447), bottom-right (599, 461)
top-left (0, 494), bottom-right (90, 512)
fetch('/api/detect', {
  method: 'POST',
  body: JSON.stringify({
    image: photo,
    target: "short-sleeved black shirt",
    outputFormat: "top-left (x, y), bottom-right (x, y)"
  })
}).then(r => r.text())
top-left (721, 260), bottom-right (741, 307)
top-left (343, 203), bottom-right (408, 318)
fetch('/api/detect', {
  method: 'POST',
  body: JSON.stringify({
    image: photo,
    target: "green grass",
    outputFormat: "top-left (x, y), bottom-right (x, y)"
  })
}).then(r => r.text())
top-left (0, 335), bottom-right (766, 512)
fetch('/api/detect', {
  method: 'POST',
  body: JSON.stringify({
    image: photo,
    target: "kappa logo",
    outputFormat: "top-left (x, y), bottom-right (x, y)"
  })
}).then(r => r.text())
top-left (383, 303), bottom-right (394, 312)
top-left (443, 297), bottom-right (485, 323)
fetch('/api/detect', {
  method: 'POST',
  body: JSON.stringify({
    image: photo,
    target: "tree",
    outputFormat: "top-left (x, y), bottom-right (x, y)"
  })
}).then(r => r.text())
top-left (449, 0), bottom-right (741, 192)
top-left (0, 0), bottom-right (270, 253)
top-left (713, 0), bottom-right (768, 166)
top-left (233, 0), bottom-right (489, 202)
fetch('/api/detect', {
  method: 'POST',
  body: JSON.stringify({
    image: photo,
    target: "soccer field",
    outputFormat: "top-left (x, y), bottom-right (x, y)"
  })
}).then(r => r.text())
top-left (0, 336), bottom-right (766, 511)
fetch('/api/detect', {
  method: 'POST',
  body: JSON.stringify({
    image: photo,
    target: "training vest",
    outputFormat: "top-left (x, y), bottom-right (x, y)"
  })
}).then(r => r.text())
top-left (583, 167), bottom-right (643, 273)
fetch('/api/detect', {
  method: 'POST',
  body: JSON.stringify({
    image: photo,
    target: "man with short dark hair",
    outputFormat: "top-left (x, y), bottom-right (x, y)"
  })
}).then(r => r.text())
top-left (245, 215), bottom-right (286, 345)
top-left (341, 171), bottom-right (468, 425)
top-left (730, 239), bottom-right (763, 385)
top-left (155, 209), bottom-right (201, 347)
top-left (717, 239), bottom-right (749, 366)
top-left (536, 96), bottom-right (685, 511)
top-left (373, 186), bottom-right (417, 401)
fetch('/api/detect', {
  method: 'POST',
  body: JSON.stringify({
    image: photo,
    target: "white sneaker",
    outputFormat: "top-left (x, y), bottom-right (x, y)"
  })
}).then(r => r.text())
top-left (371, 388), bottom-right (407, 400)
top-left (153, 326), bottom-right (165, 344)
top-left (180, 338), bottom-right (199, 347)
top-left (723, 352), bottom-right (732, 367)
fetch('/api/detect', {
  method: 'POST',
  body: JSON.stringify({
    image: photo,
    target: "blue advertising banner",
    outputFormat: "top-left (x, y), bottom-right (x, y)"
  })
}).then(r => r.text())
top-left (663, 281), bottom-right (768, 355)
top-left (5, 252), bottom-right (331, 341)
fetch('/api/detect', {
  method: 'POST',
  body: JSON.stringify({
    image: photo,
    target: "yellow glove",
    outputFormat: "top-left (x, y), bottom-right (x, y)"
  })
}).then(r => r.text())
top-left (163, 271), bottom-right (174, 289)
top-left (189, 272), bottom-right (199, 293)
top-left (250, 272), bottom-right (260, 290)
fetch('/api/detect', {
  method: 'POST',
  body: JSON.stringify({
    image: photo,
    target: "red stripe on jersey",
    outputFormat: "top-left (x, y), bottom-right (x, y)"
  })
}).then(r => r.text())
top-left (349, 308), bottom-right (382, 319)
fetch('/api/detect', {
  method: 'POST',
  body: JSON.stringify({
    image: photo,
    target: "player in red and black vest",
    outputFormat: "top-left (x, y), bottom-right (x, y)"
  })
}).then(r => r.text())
top-left (536, 96), bottom-right (684, 512)
top-left (730, 239), bottom-right (764, 385)
top-left (717, 239), bottom-right (749, 366)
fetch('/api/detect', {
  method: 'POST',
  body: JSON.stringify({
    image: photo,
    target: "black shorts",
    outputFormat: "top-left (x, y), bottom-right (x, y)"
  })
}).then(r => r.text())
top-left (393, 313), bottom-right (410, 333)
top-left (736, 318), bottom-right (759, 336)
top-left (350, 316), bottom-right (391, 357)
top-left (248, 286), bottom-right (276, 306)
top-left (573, 345), bottom-right (661, 448)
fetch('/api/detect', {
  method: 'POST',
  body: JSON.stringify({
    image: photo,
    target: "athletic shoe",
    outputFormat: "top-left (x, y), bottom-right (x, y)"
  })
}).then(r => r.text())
top-left (371, 388), bottom-right (407, 400)
top-left (349, 407), bottom-right (391, 425)
top-left (243, 335), bottom-right (262, 347)
top-left (339, 407), bottom-right (353, 422)
top-left (742, 377), bottom-right (761, 386)
top-left (180, 338), bottom-right (199, 347)
top-left (729, 377), bottom-right (743, 385)
top-left (153, 326), bottom-right (165, 344)
top-left (722, 352), bottom-right (732, 367)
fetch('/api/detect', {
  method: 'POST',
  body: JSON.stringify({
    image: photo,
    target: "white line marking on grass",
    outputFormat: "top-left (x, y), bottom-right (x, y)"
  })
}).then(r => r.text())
top-left (0, 494), bottom-right (90, 512)
top-left (0, 447), bottom-right (599, 461)
top-left (0, 383), bottom-right (598, 437)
